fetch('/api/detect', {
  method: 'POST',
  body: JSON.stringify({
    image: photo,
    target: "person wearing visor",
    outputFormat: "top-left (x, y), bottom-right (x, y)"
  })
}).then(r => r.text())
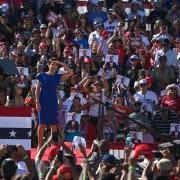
top-left (127, 54), bottom-right (143, 88)
top-left (134, 79), bottom-right (158, 117)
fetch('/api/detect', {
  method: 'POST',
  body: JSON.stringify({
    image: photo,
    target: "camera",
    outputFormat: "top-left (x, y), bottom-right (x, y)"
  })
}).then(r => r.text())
top-left (153, 151), bottom-right (163, 159)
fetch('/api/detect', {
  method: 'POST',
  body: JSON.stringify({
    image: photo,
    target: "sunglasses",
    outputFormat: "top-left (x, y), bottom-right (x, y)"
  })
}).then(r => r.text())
top-left (140, 83), bottom-right (147, 86)
top-left (169, 88), bottom-right (177, 91)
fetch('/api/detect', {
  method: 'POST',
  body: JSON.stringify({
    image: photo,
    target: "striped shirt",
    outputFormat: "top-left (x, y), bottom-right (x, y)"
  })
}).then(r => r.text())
top-left (151, 110), bottom-right (178, 134)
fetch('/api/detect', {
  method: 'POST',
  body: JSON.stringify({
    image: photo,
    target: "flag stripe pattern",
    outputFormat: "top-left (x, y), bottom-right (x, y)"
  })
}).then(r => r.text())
top-left (0, 107), bottom-right (32, 150)
top-left (0, 107), bottom-right (31, 117)
top-left (0, 128), bottom-right (31, 139)
top-left (0, 117), bottom-right (31, 128)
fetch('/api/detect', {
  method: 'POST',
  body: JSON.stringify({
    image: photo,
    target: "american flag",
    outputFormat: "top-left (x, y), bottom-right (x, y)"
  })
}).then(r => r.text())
top-left (0, 107), bottom-right (32, 150)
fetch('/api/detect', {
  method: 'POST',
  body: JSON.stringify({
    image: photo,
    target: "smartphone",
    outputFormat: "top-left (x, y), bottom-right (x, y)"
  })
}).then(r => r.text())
top-left (125, 136), bottom-right (133, 147)
top-left (153, 151), bottom-right (163, 159)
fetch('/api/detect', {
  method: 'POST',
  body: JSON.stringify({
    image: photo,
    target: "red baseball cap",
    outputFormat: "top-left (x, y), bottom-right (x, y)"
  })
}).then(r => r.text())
top-left (146, 76), bottom-right (154, 85)
top-left (134, 144), bottom-right (153, 160)
top-left (52, 175), bottom-right (58, 180)
top-left (57, 164), bottom-right (72, 175)
top-left (56, 164), bottom-right (73, 179)
top-left (39, 42), bottom-right (47, 49)
top-left (101, 30), bottom-right (109, 39)
top-left (47, 145), bottom-right (61, 161)
top-left (84, 57), bottom-right (92, 63)
top-left (53, 164), bottom-right (73, 180)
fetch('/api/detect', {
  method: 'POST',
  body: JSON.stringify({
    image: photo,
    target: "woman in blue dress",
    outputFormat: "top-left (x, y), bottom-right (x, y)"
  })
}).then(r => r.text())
top-left (35, 59), bottom-right (73, 148)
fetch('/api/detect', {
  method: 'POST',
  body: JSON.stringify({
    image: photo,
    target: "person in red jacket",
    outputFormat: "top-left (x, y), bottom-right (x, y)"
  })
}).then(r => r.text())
top-left (161, 84), bottom-right (180, 115)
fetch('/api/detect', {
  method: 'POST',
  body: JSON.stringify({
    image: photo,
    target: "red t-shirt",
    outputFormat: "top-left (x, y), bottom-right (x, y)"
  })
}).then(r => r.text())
top-left (139, 49), bottom-right (152, 70)
top-left (113, 104), bottom-right (133, 124)
top-left (161, 96), bottom-right (180, 113)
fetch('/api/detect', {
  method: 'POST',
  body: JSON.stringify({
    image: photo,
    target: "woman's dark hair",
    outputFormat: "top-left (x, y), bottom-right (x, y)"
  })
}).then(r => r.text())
top-left (4, 145), bottom-right (18, 158)
top-left (69, 96), bottom-right (81, 113)
top-left (47, 59), bottom-right (61, 73)
top-left (1, 158), bottom-right (17, 180)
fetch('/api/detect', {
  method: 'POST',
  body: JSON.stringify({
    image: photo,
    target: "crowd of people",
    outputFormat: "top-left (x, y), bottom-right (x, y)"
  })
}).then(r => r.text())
top-left (0, 0), bottom-right (180, 179)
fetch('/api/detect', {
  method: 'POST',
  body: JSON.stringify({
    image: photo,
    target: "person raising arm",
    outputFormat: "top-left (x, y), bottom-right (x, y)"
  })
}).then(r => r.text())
top-left (35, 59), bottom-right (73, 149)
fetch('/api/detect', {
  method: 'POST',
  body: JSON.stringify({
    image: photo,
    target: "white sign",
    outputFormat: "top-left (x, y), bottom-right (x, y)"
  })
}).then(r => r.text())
top-left (105, 54), bottom-right (119, 65)
top-left (73, 136), bottom-right (86, 150)
top-left (67, 112), bottom-right (81, 124)
top-left (17, 67), bottom-right (29, 77)
top-left (79, 48), bottom-right (92, 58)
top-left (170, 123), bottom-right (180, 139)
top-left (130, 131), bottom-right (143, 143)
top-left (115, 75), bottom-right (130, 87)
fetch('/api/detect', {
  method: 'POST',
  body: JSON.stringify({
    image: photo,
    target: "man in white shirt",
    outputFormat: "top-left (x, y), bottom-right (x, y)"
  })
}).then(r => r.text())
top-left (134, 79), bottom-right (158, 115)
top-left (154, 38), bottom-right (177, 67)
top-left (151, 22), bottom-right (172, 43)
top-left (88, 21), bottom-right (104, 46)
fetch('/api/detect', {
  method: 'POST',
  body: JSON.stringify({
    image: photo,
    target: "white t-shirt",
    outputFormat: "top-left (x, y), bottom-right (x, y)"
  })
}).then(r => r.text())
top-left (16, 161), bottom-right (29, 175)
top-left (155, 49), bottom-right (177, 67)
top-left (88, 31), bottom-right (101, 46)
top-left (134, 90), bottom-right (158, 114)
top-left (104, 19), bottom-right (118, 34)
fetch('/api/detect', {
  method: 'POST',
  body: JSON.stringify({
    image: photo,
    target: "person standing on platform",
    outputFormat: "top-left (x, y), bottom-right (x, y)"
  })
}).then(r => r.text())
top-left (35, 59), bottom-right (73, 149)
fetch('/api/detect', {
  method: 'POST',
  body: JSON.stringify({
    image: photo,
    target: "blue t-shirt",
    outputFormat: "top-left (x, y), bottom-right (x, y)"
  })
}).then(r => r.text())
top-left (88, 11), bottom-right (108, 24)
top-left (73, 38), bottom-right (89, 48)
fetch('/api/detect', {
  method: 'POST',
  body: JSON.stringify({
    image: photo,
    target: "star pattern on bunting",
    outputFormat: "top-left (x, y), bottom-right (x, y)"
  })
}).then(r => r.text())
top-left (9, 130), bottom-right (17, 138)
top-left (0, 128), bottom-right (32, 139)
top-left (27, 130), bottom-right (31, 138)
